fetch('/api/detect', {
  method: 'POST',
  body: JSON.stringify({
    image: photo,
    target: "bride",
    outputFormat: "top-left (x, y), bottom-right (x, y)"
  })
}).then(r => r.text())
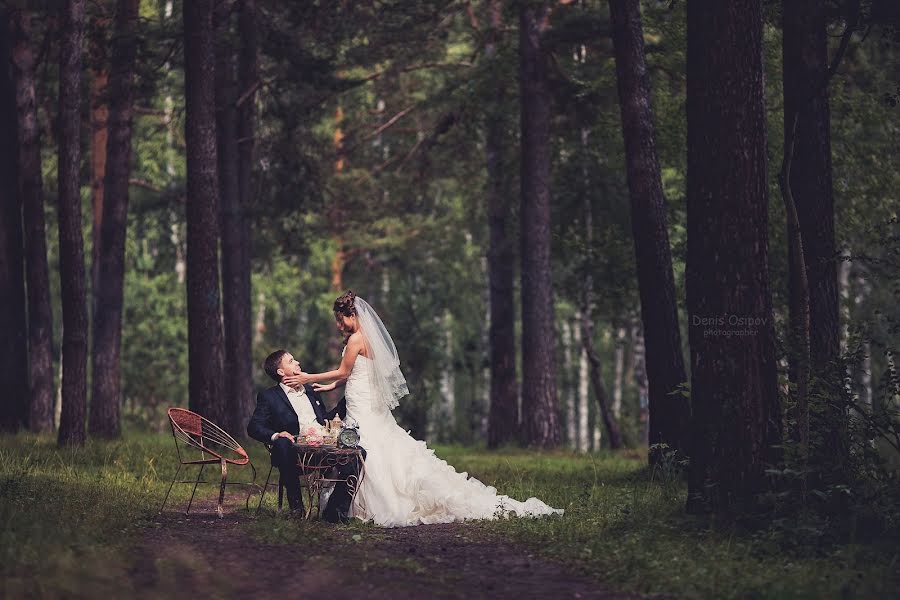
top-left (285, 290), bottom-right (564, 528)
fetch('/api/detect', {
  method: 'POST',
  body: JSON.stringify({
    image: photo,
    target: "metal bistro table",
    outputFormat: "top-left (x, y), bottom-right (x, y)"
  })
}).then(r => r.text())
top-left (292, 443), bottom-right (366, 520)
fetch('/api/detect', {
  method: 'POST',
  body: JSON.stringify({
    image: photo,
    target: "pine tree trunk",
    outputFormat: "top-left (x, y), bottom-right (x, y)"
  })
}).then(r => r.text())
top-left (609, 0), bottom-right (688, 460)
top-left (685, 0), bottom-right (781, 514)
top-left (90, 0), bottom-right (140, 438)
top-left (89, 5), bottom-right (110, 323)
top-left (184, 0), bottom-right (225, 424)
top-left (235, 0), bottom-right (257, 425)
top-left (0, 11), bottom-right (29, 432)
top-left (519, 2), bottom-right (560, 448)
top-left (215, 0), bottom-right (252, 437)
top-left (56, 0), bottom-right (88, 447)
top-left (485, 0), bottom-right (518, 449)
top-left (580, 314), bottom-right (624, 449)
top-left (783, 0), bottom-right (845, 468)
top-left (9, 9), bottom-right (54, 433)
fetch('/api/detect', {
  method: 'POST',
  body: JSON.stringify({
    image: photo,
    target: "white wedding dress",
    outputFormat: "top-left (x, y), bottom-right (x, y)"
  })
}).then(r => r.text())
top-left (344, 353), bottom-right (564, 527)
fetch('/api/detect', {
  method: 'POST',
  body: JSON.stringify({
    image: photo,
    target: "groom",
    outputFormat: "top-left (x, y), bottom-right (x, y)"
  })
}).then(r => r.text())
top-left (247, 349), bottom-right (361, 523)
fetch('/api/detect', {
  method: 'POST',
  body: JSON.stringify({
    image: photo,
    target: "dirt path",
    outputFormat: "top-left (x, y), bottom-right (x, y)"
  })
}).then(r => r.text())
top-left (131, 492), bottom-right (643, 599)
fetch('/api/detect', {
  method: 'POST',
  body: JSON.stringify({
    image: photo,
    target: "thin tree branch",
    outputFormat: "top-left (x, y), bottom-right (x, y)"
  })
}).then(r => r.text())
top-left (129, 178), bottom-right (162, 192)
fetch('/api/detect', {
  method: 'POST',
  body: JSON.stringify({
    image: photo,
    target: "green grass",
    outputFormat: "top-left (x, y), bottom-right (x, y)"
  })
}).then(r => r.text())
top-left (0, 431), bottom-right (263, 597)
top-left (1, 433), bottom-right (896, 599)
top-left (430, 445), bottom-right (899, 600)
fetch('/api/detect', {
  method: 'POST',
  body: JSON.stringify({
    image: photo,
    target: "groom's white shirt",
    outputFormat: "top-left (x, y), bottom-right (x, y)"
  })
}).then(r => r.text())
top-left (271, 381), bottom-right (319, 441)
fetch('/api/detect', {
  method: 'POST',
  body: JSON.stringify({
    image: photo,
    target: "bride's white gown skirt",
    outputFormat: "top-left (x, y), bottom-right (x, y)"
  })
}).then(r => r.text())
top-left (345, 356), bottom-right (564, 528)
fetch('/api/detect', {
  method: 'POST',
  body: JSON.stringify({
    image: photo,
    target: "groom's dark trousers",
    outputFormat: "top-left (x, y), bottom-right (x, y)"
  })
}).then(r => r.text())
top-left (247, 383), bottom-right (362, 520)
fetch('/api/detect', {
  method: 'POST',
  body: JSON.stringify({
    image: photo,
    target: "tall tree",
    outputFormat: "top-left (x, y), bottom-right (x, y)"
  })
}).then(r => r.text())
top-left (9, 9), bottom-right (54, 433)
top-left (473, 0), bottom-right (519, 449)
top-left (519, 2), bottom-right (560, 448)
top-left (685, 0), bottom-right (781, 513)
top-left (783, 0), bottom-right (846, 466)
top-left (89, 3), bottom-right (110, 323)
top-left (215, 0), bottom-right (251, 436)
top-left (609, 0), bottom-right (688, 460)
top-left (234, 0), bottom-right (258, 427)
top-left (56, 0), bottom-right (88, 447)
top-left (184, 0), bottom-right (226, 423)
top-left (580, 188), bottom-right (624, 450)
top-left (90, 0), bottom-right (140, 438)
top-left (0, 10), bottom-right (29, 432)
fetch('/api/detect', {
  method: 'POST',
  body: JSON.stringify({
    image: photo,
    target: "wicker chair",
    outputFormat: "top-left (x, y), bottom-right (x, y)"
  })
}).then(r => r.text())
top-left (160, 408), bottom-right (260, 518)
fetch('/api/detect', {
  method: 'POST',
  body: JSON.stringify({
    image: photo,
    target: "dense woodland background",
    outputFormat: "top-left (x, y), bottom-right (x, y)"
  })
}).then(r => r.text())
top-left (0, 0), bottom-right (898, 520)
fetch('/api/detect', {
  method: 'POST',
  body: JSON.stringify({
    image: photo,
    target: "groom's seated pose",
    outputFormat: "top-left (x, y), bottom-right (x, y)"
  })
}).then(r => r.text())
top-left (247, 349), bottom-right (362, 523)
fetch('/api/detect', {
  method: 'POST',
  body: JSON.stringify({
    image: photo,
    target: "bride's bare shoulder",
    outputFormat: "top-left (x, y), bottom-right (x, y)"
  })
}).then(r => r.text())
top-left (348, 331), bottom-right (369, 357)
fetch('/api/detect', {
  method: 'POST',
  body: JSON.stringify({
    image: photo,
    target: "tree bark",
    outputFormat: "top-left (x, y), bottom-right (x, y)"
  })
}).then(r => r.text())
top-left (613, 325), bottom-right (626, 420)
top-left (236, 0), bottom-right (258, 424)
top-left (184, 0), bottom-right (226, 424)
top-left (216, 0), bottom-right (252, 437)
top-left (580, 314), bottom-right (624, 449)
top-left (90, 0), bottom-right (139, 438)
top-left (609, 0), bottom-right (688, 460)
top-left (780, 114), bottom-right (811, 448)
top-left (484, 0), bottom-right (518, 449)
top-left (56, 0), bottom-right (88, 447)
top-left (783, 0), bottom-right (845, 468)
top-left (0, 11), bottom-right (29, 432)
top-left (576, 320), bottom-right (589, 452)
top-left (685, 0), bottom-right (781, 514)
top-left (89, 4), bottom-right (110, 324)
top-left (562, 320), bottom-right (577, 447)
top-left (9, 9), bottom-right (54, 433)
top-left (518, 2), bottom-right (560, 448)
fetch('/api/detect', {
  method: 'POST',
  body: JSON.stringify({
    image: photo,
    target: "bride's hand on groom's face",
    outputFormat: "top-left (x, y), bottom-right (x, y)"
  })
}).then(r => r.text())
top-left (284, 372), bottom-right (313, 387)
top-left (282, 373), bottom-right (304, 388)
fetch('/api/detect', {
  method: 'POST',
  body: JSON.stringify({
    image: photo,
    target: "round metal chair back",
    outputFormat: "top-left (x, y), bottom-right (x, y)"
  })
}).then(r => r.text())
top-left (167, 407), bottom-right (249, 465)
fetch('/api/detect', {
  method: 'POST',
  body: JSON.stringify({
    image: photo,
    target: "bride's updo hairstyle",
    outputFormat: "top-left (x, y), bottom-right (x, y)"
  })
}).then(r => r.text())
top-left (333, 290), bottom-right (357, 318)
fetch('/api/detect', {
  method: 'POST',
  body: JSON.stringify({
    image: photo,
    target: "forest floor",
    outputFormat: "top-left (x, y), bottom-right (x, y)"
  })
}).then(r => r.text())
top-left (136, 491), bottom-right (639, 599)
top-left (2, 433), bottom-right (896, 599)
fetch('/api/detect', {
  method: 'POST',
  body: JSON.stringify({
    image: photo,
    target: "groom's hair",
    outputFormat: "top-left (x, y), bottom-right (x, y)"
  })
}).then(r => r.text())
top-left (264, 349), bottom-right (288, 382)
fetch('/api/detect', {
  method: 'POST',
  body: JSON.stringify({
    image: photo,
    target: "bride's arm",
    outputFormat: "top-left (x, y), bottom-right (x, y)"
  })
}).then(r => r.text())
top-left (312, 376), bottom-right (347, 393)
top-left (285, 335), bottom-right (363, 387)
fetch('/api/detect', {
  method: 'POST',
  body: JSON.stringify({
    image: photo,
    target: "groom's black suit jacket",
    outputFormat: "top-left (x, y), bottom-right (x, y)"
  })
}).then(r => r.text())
top-left (246, 383), bottom-right (347, 449)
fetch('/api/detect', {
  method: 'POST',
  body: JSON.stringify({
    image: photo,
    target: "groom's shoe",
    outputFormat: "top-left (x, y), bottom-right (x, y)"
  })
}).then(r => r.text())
top-left (285, 486), bottom-right (304, 514)
top-left (322, 508), bottom-right (351, 524)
